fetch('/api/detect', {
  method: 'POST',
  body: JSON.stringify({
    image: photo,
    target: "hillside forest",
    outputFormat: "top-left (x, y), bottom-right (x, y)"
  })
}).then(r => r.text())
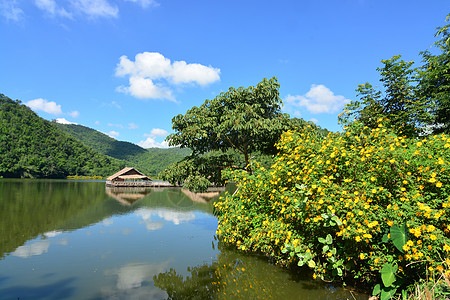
top-left (0, 94), bottom-right (190, 179)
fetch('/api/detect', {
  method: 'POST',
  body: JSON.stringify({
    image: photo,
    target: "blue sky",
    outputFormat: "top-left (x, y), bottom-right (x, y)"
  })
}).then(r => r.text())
top-left (1, 0), bottom-right (448, 148)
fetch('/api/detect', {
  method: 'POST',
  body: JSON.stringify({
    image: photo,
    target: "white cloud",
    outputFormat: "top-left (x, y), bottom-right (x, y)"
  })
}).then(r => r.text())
top-left (170, 60), bottom-right (221, 85)
top-left (147, 128), bottom-right (168, 137)
top-left (0, 0), bottom-right (24, 21)
top-left (34, 0), bottom-right (72, 18)
top-left (138, 128), bottom-right (170, 148)
top-left (285, 84), bottom-right (350, 114)
top-left (68, 110), bottom-right (79, 118)
top-left (55, 118), bottom-right (77, 125)
top-left (118, 76), bottom-right (175, 101)
top-left (95, 120), bottom-right (100, 125)
top-left (31, 0), bottom-right (118, 19)
top-left (124, 0), bottom-right (158, 8)
top-left (107, 130), bottom-right (120, 138)
top-left (137, 137), bottom-right (169, 148)
top-left (115, 52), bottom-right (220, 100)
top-left (310, 118), bottom-right (319, 124)
top-left (13, 240), bottom-right (50, 258)
top-left (25, 98), bottom-right (63, 115)
top-left (71, 0), bottom-right (118, 18)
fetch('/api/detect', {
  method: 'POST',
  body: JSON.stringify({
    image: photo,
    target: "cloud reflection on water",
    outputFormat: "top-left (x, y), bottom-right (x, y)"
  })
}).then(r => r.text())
top-left (135, 208), bottom-right (195, 231)
top-left (12, 240), bottom-right (50, 258)
top-left (102, 261), bottom-right (169, 299)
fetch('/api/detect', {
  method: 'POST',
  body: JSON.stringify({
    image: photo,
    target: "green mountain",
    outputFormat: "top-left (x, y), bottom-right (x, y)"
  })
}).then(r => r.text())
top-left (54, 123), bottom-right (147, 160)
top-left (55, 123), bottom-right (191, 177)
top-left (0, 94), bottom-right (125, 178)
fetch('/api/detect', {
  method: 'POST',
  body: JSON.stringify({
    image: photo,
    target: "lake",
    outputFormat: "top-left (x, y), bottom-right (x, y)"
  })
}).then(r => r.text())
top-left (0, 179), bottom-right (367, 299)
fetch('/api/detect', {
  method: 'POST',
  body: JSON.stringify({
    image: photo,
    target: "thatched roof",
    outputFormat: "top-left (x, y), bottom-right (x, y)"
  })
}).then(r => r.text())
top-left (107, 167), bottom-right (151, 181)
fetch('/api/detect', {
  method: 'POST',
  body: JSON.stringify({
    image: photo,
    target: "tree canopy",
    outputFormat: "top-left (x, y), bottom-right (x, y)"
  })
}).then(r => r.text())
top-left (167, 77), bottom-right (289, 168)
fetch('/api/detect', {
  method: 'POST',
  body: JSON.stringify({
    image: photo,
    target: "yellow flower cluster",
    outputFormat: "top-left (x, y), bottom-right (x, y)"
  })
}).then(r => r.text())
top-left (215, 120), bottom-right (450, 292)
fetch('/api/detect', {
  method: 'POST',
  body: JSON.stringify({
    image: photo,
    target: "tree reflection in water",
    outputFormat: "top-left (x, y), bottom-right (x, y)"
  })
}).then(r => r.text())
top-left (154, 242), bottom-right (368, 300)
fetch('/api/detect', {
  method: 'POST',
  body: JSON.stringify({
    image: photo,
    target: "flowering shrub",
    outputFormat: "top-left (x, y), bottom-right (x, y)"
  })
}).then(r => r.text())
top-left (214, 119), bottom-right (450, 298)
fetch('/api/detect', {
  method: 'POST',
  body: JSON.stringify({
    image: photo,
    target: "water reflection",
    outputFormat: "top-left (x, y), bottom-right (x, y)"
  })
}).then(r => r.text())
top-left (105, 186), bottom-right (153, 206)
top-left (12, 240), bottom-right (51, 258)
top-left (154, 242), bottom-right (368, 300)
top-left (102, 261), bottom-right (169, 299)
top-left (0, 179), bottom-right (366, 299)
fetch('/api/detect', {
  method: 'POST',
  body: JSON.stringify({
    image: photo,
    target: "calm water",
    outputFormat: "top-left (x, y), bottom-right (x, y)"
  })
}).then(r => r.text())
top-left (0, 179), bottom-right (367, 299)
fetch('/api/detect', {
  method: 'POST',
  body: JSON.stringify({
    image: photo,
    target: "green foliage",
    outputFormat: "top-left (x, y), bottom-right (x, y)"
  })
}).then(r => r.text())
top-left (0, 94), bottom-right (125, 178)
top-left (215, 120), bottom-right (450, 298)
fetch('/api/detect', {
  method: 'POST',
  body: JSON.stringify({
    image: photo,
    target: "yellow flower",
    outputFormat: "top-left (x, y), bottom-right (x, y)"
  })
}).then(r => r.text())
top-left (359, 253), bottom-right (365, 260)
top-left (436, 182), bottom-right (443, 188)
top-left (443, 244), bottom-right (450, 252)
top-left (430, 235), bottom-right (437, 241)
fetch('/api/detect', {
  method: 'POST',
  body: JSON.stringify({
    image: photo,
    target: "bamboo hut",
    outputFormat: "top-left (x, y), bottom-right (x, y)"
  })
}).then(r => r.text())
top-left (106, 167), bottom-right (153, 187)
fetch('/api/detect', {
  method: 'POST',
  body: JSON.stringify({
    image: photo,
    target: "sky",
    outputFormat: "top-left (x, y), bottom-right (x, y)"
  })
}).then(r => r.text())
top-left (1, 0), bottom-right (448, 148)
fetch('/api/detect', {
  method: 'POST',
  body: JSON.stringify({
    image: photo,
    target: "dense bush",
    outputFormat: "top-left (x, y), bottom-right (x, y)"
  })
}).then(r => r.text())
top-left (215, 119), bottom-right (450, 298)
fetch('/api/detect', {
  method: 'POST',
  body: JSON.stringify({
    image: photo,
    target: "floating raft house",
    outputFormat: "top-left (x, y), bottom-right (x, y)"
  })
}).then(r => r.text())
top-left (106, 167), bottom-right (177, 187)
top-left (106, 167), bottom-right (153, 187)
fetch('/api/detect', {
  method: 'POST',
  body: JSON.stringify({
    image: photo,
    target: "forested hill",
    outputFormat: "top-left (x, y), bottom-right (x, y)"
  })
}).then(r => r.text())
top-left (54, 123), bottom-right (147, 160)
top-left (55, 123), bottom-right (192, 177)
top-left (0, 94), bottom-right (125, 178)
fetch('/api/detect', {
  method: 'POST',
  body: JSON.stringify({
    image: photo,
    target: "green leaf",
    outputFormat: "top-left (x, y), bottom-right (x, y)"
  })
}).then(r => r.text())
top-left (325, 234), bottom-right (332, 244)
top-left (390, 223), bottom-right (408, 252)
top-left (307, 260), bottom-right (316, 268)
top-left (382, 233), bottom-right (390, 243)
top-left (372, 284), bottom-right (381, 295)
top-left (380, 263), bottom-right (397, 287)
top-left (318, 237), bottom-right (326, 244)
top-left (380, 286), bottom-right (397, 300)
top-left (332, 215), bottom-right (343, 226)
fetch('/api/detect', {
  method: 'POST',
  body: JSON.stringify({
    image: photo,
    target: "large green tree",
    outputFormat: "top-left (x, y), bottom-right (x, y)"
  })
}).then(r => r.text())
top-left (167, 77), bottom-right (289, 167)
top-left (163, 77), bottom-right (291, 191)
